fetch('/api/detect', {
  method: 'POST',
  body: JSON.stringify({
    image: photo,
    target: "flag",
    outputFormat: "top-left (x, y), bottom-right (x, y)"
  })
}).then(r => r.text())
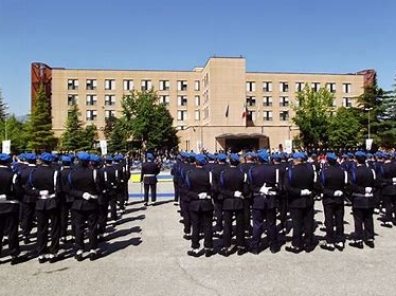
top-left (225, 104), bottom-right (229, 117)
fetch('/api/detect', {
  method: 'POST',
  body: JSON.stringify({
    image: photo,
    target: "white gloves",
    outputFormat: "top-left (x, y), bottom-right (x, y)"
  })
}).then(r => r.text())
top-left (300, 189), bottom-right (312, 196)
top-left (333, 190), bottom-right (343, 197)
top-left (392, 177), bottom-right (396, 185)
top-left (82, 192), bottom-right (91, 200)
top-left (234, 191), bottom-right (243, 198)
top-left (0, 194), bottom-right (6, 201)
top-left (259, 184), bottom-right (270, 195)
top-left (365, 187), bottom-right (373, 194)
top-left (198, 192), bottom-right (210, 200)
top-left (39, 190), bottom-right (49, 196)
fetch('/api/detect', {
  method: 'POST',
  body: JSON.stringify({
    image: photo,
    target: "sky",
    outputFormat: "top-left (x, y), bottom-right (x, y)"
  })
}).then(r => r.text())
top-left (0, 0), bottom-right (395, 116)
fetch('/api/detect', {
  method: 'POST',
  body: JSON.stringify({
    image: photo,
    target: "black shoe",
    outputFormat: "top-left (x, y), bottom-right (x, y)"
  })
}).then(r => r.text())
top-left (38, 256), bottom-right (46, 264)
top-left (335, 242), bottom-right (345, 251)
top-left (320, 242), bottom-right (335, 251)
top-left (219, 248), bottom-right (230, 257)
top-left (270, 245), bottom-right (280, 254)
top-left (365, 240), bottom-right (375, 248)
top-left (89, 252), bottom-right (100, 261)
top-left (237, 248), bottom-right (247, 256)
top-left (179, 219), bottom-right (185, 224)
top-left (285, 245), bottom-right (302, 254)
top-left (11, 256), bottom-right (22, 265)
top-left (144, 202), bottom-right (148, 207)
top-left (250, 248), bottom-right (260, 255)
top-left (74, 252), bottom-right (84, 262)
top-left (380, 222), bottom-right (393, 228)
top-left (183, 234), bottom-right (192, 240)
top-left (349, 241), bottom-right (364, 249)
top-left (305, 244), bottom-right (316, 253)
top-left (205, 249), bottom-right (214, 257)
top-left (187, 249), bottom-right (203, 257)
top-left (49, 255), bottom-right (58, 264)
top-left (23, 237), bottom-right (32, 244)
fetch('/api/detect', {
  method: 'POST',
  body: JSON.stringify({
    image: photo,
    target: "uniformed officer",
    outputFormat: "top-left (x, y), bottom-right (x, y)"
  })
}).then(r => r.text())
top-left (272, 153), bottom-right (288, 235)
top-left (0, 153), bottom-right (21, 265)
top-left (186, 154), bottom-right (214, 257)
top-left (284, 152), bottom-right (318, 253)
top-left (218, 153), bottom-right (248, 256)
top-left (347, 151), bottom-right (378, 249)
top-left (113, 154), bottom-right (128, 212)
top-left (140, 152), bottom-right (161, 206)
top-left (320, 152), bottom-right (348, 251)
top-left (24, 152), bottom-right (61, 263)
top-left (248, 151), bottom-right (280, 254)
top-left (379, 152), bottom-right (396, 228)
top-left (59, 156), bottom-right (74, 243)
top-left (171, 155), bottom-right (182, 205)
top-left (69, 152), bottom-right (104, 261)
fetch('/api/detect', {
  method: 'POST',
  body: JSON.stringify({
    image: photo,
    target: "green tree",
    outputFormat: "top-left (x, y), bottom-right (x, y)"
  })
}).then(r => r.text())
top-left (27, 85), bottom-right (57, 152)
top-left (292, 85), bottom-right (334, 149)
top-left (108, 118), bottom-right (128, 153)
top-left (121, 90), bottom-right (179, 150)
top-left (104, 115), bottom-right (117, 139)
top-left (1, 115), bottom-right (30, 153)
top-left (328, 107), bottom-right (362, 149)
top-left (0, 88), bottom-right (8, 122)
top-left (81, 124), bottom-right (98, 151)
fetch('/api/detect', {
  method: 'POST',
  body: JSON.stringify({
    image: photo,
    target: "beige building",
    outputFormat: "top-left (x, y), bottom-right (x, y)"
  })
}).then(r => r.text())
top-left (31, 57), bottom-right (374, 152)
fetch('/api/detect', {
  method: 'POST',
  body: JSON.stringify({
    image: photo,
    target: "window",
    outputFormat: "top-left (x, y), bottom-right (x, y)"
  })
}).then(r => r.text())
top-left (279, 82), bottom-right (289, 92)
top-left (67, 79), bottom-right (78, 90)
top-left (343, 83), bottom-right (351, 94)
top-left (194, 80), bottom-right (200, 91)
top-left (195, 110), bottom-right (200, 121)
top-left (86, 110), bottom-right (97, 121)
top-left (195, 95), bottom-right (200, 106)
top-left (160, 95), bottom-right (170, 105)
top-left (247, 111), bottom-right (256, 121)
top-left (105, 110), bottom-right (116, 119)
top-left (311, 82), bottom-right (320, 92)
top-left (159, 80), bottom-right (170, 91)
top-left (279, 111), bottom-right (289, 121)
top-left (203, 90), bottom-right (209, 104)
top-left (203, 107), bottom-right (209, 119)
top-left (105, 79), bottom-right (115, 90)
top-left (279, 96), bottom-right (289, 107)
top-left (177, 96), bottom-right (188, 106)
top-left (326, 83), bottom-right (336, 93)
top-left (105, 95), bottom-right (116, 106)
top-left (263, 96), bottom-right (272, 107)
top-left (177, 80), bottom-right (188, 91)
top-left (203, 73), bottom-right (209, 88)
top-left (295, 82), bottom-right (304, 92)
top-left (263, 111), bottom-right (273, 121)
top-left (343, 97), bottom-right (352, 107)
top-left (177, 110), bottom-right (187, 121)
top-left (263, 81), bottom-right (272, 92)
top-left (123, 80), bottom-right (134, 91)
top-left (86, 79), bottom-right (97, 90)
top-left (246, 81), bottom-right (256, 92)
top-left (68, 94), bottom-right (78, 105)
top-left (141, 80), bottom-right (152, 91)
top-left (246, 96), bottom-right (256, 107)
top-left (86, 95), bottom-right (97, 106)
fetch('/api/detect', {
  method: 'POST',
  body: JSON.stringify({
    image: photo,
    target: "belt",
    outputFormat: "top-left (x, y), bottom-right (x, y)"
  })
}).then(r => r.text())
top-left (0, 195), bottom-right (19, 204)
top-left (144, 174), bottom-right (156, 177)
top-left (39, 194), bottom-right (56, 200)
top-left (198, 192), bottom-right (211, 200)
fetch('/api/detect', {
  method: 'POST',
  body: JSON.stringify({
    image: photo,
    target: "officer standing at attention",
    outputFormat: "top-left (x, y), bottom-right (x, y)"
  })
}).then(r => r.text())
top-left (59, 156), bottom-right (74, 243)
top-left (348, 151), bottom-right (378, 249)
top-left (140, 152), bottom-right (160, 206)
top-left (284, 152), bottom-right (317, 253)
top-left (378, 152), bottom-right (396, 228)
top-left (113, 154), bottom-right (127, 212)
top-left (25, 152), bottom-right (61, 263)
top-left (101, 155), bottom-right (119, 226)
top-left (69, 152), bottom-right (104, 261)
top-left (218, 153), bottom-right (248, 256)
top-left (186, 154), bottom-right (214, 257)
top-left (0, 153), bottom-right (21, 265)
top-left (320, 152), bottom-right (348, 251)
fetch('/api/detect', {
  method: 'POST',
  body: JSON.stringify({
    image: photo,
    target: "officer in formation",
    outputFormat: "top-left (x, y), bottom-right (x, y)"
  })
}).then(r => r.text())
top-left (140, 152), bottom-right (161, 206)
top-left (176, 149), bottom-right (396, 257)
top-left (0, 151), bottom-right (130, 265)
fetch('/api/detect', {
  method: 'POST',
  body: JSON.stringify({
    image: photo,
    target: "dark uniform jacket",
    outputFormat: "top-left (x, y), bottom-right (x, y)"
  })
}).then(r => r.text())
top-left (379, 161), bottom-right (396, 196)
top-left (248, 163), bottom-right (280, 209)
top-left (348, 165), bottom-right (379, 209)
top-left (218, 167), bottom-right (248, 211)
top-left (19, 164), bottom-right (37, 203)
top-left (320, 164), bottom-right (348, 205)
top-left (284, 163), bottom-right (316, 208)
top-left (178, 162), bottom-right (194, 202)
top-left (186, 167), bottom-right (214, 212)
top-left (0, 166), bottom-right (20, 214)
top-left (102, 165), bottom-right (119, 199)
top-left (59, 166), bottom-right (74, 203)
top-left (140, 161), bottom-right (160, 184)
top-left (211, 163), bottom-right (229, 201)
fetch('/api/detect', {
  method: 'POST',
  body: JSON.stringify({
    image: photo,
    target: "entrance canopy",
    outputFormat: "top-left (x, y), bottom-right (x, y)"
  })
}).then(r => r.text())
top-left (215, 133), bottom-right (267, 140)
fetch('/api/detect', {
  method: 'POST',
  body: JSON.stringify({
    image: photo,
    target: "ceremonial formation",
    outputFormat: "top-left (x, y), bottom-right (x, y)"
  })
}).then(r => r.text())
top-left (172, 150), bottom-right (396, 257)
top-left (0, 151), bottom-right (132, 265)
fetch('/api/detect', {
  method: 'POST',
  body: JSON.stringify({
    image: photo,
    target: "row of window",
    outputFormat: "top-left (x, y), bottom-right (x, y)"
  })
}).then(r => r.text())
top-left (247, 81), bottom-right (352, 93)
top-left (67, 79), bottom-right (201, 92)
top-left (83, 110), bottom-right (116, 121)
top-left (248, 96), bottom-right (354, 107)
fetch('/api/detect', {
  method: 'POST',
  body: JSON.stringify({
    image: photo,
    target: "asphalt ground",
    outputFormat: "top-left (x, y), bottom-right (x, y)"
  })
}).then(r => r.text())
top-left (1, 178), bottom-right (396, 296)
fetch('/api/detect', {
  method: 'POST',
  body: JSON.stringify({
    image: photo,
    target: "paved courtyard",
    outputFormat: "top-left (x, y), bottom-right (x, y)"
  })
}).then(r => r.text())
top-left (1, 177), bottom-right (396, 296)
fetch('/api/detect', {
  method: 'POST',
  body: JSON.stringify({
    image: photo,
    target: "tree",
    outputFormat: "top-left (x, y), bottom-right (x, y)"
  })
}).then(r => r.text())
top-left (81, 124), bottom-right (98, 151)
top-left (27, 85), bottom-right (57, 152)
top-left (328, 107), bottom-right (362, 149)
top-left (104, 115), bottom-right (117, 139)
top-left (292, 85), bottom-right (334, 149)
top-left (1, 115), bottom-right (31, 153)
top-left (121, 90), bottom-right (179, 151)
top-left (108, 118), bottom-right (128, 153)
top-left (0, 88), bottom-right (8, 122)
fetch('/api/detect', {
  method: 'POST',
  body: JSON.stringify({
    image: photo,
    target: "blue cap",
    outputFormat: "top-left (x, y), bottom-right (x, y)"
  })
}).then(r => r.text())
top-left (355, 151), bottom-right (366, 158)
top-left (230, 153), bottom-right (240, 163)
top-left (257, 151), bottom-right (269, 162)
top-left (180, 152), bottom-right (189, 159)
top-left (61, 156), bottom-right (72, 163)
top-left (25, 153), bottom-right (37, 161)
top-left (207, 153), bottom-right (216, 161)
top-left (114, 154), bottom-right (124, 161)
top-left (105, 155), bottom-right (113, 162)
top-left (326, 152), bottom-right (338, 161)
top-left (0, 153), bottom-right (11, 162)
top-left (195, 154), bottom-right (207, 166)
top-left (217, 153), bottom-right (227, 161)
top-left (347, 152), bottom-right (354, 158)
top-left (40, 152), bottom-right (53, 163)
top-left (90, 154), bottom-right (101, 163)
top-left (382, 152), bottom-right (391, 159)
top-left (77, 152), bottom-right (90, 162)
top-left (18, 153), bottom-right (26, 161)
top-left (146, 152), bottom-right (154, 160)
top-left (292, 152), bottom-right (305, 160)
top-left (272, 153), bottom-right (282, 161)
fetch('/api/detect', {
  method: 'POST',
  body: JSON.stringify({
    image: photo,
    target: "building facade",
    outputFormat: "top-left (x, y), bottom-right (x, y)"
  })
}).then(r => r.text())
top-left (31, 57), bottom-right (374, 152)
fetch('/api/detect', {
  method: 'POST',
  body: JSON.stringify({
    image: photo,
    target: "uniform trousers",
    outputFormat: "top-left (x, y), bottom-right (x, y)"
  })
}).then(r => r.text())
top-left (180, 199), bottom-right (191, 234)
top-left (323, 203), bottom-right (344, 244)
top-left (190, 209), bottom-right (213, 249)
top-left (60, 201), bottom-right (74, 238)
top-left (98, 201), bottom-right (109, 235)
top-left (21, 202), bottom-right (36, 238)
top-left (383, 195), bottom-right (396, 222)
top-left (243, 199), bottom-right (252, 234)
top-left (173, 181), bottom-right (180, 202)
top-left (214, 200), bottom-right (223, 232)
top-left (144, 184), bottom-right (157, 203)
top-left (74, 209), bottom-right (98, 251)
top-left (36, 208), bottom-right (60, 255)
top-left (0, 211), bottom-right (20, 256)
top-left (251, 205), bottom-right (278, 249)
top-left (352, 208), bottom-right (374, 241)
top-left (223, 209), bottom-right (245, 248)
top-left (290, 206), bottom-right (314, 249)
